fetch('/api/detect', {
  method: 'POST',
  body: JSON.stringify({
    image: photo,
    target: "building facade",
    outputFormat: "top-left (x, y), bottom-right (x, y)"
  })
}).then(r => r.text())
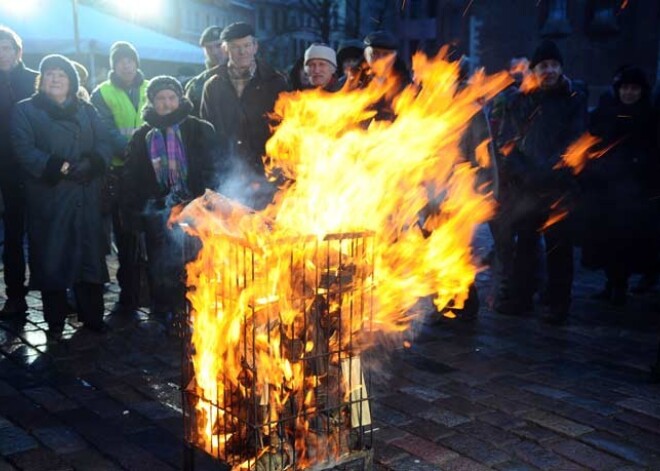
top-left (394, 0), bottom-right (660, 101)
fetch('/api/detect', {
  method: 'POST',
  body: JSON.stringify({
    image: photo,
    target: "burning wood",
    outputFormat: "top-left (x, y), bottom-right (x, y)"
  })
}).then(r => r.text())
top-left (177, 50), bottom-right (513, 470)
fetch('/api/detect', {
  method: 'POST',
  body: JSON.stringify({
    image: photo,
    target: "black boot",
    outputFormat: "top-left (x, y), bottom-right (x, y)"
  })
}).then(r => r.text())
top-left (0, 297), bottom-right (28, 316)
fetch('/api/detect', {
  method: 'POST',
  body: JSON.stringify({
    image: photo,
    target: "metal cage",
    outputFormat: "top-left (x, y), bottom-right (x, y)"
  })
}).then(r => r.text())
top-left (181, 230), bottom-right (375, 471)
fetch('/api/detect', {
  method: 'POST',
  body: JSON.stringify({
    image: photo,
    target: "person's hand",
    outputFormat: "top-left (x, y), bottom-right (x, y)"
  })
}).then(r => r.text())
top-left (67, 159), bottom-right (93, 183)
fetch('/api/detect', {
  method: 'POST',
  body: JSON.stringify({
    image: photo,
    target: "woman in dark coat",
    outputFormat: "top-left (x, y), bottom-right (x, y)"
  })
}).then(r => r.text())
top-left (11, 55), bottom-right (111, 338)
top-left (579, 66), bottom-right (659, 304)
top-left (123, 76), bottom-right (219, 317)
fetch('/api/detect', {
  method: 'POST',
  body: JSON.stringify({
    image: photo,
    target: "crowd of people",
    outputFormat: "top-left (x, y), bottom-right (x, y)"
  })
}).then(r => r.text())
top-left (1, 20), bottom-right (659, 340)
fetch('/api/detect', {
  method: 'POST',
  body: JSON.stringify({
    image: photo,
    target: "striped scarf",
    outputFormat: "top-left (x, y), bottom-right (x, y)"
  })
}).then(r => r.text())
top-left (146, 124), bottom-right (188, 195)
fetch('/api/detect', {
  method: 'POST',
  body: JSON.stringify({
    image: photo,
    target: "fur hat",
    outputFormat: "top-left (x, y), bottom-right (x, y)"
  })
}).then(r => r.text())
top-left (110, 41), bottom-right (139, 68)
top-left (147, 75), bottom-right (183, 102)
top-left (363, 31), bottom-right (398, 50)
top-left (304, 44), bottom-right (337, 68)
top-left (220, 22), bottom-right (255, 42)
top-left (530, 40), bottom-right (563, 69)
top-left (199, 26), bottom-right (223, 46)
top-left (39, 54), bottom-right (79, 97)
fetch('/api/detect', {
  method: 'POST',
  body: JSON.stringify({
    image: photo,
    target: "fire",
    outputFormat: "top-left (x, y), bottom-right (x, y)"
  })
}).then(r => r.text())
top-left (541, 205), bottom-right (569, 231)
top-left (555, 132), bottom-right (608, 174)
top-left (510, 58), bottom-right (541, 94)
top-left (177, 50), bottom-right (512, 469)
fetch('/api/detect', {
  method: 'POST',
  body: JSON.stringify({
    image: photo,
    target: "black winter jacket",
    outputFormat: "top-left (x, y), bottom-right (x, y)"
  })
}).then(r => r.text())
top-left (11, 93), bottom-right (112, 290)
top-left (199, 60), bottom-right (289, 178)
top-left (0, 61), bottom-right (38, 172)
top-left (498, 76), bottom-right (588, 195)
top-left (122, 99), bottom-right (221, 215)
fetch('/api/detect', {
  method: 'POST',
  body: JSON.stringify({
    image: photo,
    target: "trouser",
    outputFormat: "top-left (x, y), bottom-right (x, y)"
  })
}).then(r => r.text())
top-left (494, 191), bottom-right (573, 312)
top-left (0, 177), bottom-right (27, 301)
top-left (143, 212), bottom-right (186, 314)
top-left (112, 205), bottom-right (141, 308)
top-left (42, 282), bottom-right (104, 330)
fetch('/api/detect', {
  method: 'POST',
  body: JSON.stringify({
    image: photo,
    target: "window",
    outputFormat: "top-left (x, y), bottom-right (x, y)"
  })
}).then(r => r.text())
top-left (427, 0), bottom-right (438, 17)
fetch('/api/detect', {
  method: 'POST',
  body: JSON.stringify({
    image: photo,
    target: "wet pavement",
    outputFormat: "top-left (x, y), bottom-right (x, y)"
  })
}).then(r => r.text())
top-left (1, 232), bottom-right (660, 471)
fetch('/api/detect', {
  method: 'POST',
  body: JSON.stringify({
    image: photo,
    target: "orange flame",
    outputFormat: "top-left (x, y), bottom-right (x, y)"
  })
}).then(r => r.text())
top-left (510, 58), bottom-right (541, 94)
top-left (555, 132), bottom-right (607, 174)
top-left (177, 50), bottom-right (512, 468)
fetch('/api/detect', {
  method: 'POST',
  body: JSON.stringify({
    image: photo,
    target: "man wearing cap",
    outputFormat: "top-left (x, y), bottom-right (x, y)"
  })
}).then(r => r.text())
top-left (0, 26), bottom-right (38, 316)
top-left (91, 41), bottom-right (149, 316)
top-left (304, 43), bottom-right (339, 91)
top-left (494, 39), bottom-right (587, 324)
top-left (185, 26), bottom-right (227, 116)
top-left (200, 21), bottom-right (288, 210)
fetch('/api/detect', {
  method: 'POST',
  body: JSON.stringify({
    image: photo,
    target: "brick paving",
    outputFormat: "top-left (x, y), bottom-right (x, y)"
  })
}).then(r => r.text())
top-left (1, 229), bottom-right (660, 470)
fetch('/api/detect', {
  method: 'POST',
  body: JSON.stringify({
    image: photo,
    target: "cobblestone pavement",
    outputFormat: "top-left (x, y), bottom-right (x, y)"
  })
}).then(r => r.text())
top-left (1, 231), bottom-right (660, 470)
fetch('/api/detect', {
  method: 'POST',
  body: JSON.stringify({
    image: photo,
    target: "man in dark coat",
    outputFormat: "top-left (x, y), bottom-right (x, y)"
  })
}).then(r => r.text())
top-left (0, 26), bottom-right (37, 316)
top-left (11, 55), bottom-right (112, 338)
top-left (184, 25), bottom-right (226, 116)
top-left (200, 22), bottom-right (289, 210)
top-left (495, 40), bottom-right (587, 323)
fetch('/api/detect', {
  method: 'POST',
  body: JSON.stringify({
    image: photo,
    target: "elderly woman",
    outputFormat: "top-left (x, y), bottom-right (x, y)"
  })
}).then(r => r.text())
top-left (123, 76), bottom-right (219, 318)
top-left (11, 55), bottom-right (111, 339)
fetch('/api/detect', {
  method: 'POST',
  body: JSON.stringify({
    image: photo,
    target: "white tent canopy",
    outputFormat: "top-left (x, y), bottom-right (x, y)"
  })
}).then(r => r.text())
top-left (0, 0), bottom-right (204, 64)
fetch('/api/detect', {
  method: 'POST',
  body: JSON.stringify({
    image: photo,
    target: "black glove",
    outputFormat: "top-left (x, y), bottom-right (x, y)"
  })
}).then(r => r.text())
top-left (43, 156), bottom-right (66, 185)
top-left (80, 151), bottom-right (106, 178)
top-left (67, 159), bottom-right (93, 183)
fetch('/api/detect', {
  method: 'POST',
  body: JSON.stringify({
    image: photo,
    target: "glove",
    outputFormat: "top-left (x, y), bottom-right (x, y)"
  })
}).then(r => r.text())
top-left (81, 151), bottom-right (107, 177)
top-left (67, 159), bottom-right (93, 183)
top-left (43, 156), bottom-right (66, 185)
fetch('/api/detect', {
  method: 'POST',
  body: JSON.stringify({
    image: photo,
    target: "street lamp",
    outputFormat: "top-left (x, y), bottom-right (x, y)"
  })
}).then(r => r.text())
top-left (71, 0), bottom-right (80, 54)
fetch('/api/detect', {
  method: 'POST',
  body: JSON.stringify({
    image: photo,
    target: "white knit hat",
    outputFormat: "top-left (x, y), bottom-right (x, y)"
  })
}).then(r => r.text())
top-left (304, 44), bottom-right (337, 68)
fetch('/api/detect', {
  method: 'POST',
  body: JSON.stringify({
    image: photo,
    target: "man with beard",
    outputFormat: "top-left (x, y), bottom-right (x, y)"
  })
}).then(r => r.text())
top-left (200, 22), bottom-right (288, 210)
top-left (185, 26), bottom-right (227, 116)
top-left (495, 40), bottom-right (587, 324)
top-left (0, 27), bottom-right (37, 316)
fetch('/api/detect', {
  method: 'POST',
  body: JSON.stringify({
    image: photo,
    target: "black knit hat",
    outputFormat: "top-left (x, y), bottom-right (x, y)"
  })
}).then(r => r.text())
top-left (220, 22), bottom-right (255, 42)
top-left (147, 75), bottom-right (184, 102)
top-left (613, 65), bottom-right (649, 91)
top-left (530, 40), bottom-right (563, 69)
top-left (199, 26), bottom-right (223, 46)
top-left (110, 41), bottom-right (139, 68)
top-left (363, 31), bottom-right (398, 50)
top-left (337, 40), bottom-right (364, 70)
top-left (39, 54), bottom-right (79, 97)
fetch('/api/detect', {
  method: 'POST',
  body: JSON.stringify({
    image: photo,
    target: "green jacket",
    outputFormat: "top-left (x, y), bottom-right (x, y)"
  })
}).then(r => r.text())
top-left (91, 73), bottom-right (148, 166)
